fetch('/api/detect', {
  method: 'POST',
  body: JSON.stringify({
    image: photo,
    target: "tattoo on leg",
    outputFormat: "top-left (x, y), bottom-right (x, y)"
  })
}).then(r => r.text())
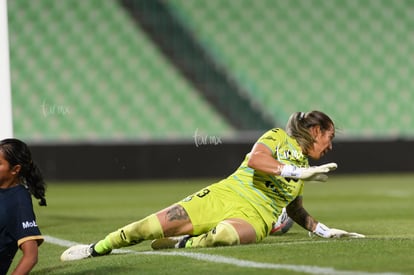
top-left (166, 205), bottom-right (190, 222)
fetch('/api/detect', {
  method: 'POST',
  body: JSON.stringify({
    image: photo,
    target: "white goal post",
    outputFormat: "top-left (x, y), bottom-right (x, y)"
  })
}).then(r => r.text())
top-left (0, 0), bottom-right (13, 139)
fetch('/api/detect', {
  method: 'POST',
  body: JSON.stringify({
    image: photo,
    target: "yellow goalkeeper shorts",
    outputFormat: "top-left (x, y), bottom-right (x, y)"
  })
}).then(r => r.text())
top-left (177, 180), bottom-right (273, 242)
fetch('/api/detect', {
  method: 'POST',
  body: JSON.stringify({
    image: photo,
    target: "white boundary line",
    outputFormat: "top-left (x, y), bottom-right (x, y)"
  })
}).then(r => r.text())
top-left (45, 235), bottom-right (401, 275)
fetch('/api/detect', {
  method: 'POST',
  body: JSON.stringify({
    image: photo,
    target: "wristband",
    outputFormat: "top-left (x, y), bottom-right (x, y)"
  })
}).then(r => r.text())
top-left (313, 222), bottom-right (331, 238)
top-left (280, 165), bottom-right (301, 178)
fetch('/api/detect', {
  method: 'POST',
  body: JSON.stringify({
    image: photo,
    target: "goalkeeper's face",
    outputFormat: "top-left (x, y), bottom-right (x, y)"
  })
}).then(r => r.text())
top-left (308, 126), bottom-right (335, 159)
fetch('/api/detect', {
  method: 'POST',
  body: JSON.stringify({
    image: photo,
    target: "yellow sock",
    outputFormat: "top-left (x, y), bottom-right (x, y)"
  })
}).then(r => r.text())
top-left (94, 214), bottom-right (164, 254)
top-left (186, 221), bottom-right (240, 248)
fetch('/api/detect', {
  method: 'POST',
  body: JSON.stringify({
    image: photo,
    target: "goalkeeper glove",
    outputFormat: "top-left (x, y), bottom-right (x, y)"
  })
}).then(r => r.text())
top-left (310, 222), bottom-right (365, 238)
top-left (280, 163), bottom-right (338, 182)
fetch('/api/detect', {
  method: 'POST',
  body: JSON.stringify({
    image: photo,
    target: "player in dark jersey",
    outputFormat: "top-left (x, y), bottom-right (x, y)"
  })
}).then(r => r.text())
top-left (0, 139), bottom-right (47, 274)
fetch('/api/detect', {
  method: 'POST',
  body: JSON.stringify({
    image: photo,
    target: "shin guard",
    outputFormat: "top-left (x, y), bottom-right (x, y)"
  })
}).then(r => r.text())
top-left (187, 221), bottom-right (240, 248)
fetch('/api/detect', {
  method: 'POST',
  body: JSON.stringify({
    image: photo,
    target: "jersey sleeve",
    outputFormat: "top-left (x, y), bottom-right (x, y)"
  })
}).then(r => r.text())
top-left (10, 191), bottom-right (43, 247)
top-left (256, 128), bottom-right (285, 156)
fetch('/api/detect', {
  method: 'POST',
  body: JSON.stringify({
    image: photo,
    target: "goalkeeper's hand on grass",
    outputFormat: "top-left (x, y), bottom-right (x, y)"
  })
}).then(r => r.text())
top-left (310, 222), bottom-right (365, 238)
top-left (280, 163), bottom-right (338, 182)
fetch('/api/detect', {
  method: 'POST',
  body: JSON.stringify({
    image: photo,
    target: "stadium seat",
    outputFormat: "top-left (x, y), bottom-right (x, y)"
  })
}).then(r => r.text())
top-left (8, 0), bottom-right (233, 141)
top-left (9, 0), bottom-right (414, 140)
top-left (167, 0), bottom-right (414, 138)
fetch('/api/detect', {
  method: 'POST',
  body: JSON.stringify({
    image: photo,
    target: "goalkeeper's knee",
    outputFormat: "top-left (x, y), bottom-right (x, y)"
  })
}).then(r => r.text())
top-left (213, 221), bottom-right (240, 246)
top-left (188, 221), bottom-right (240, 248)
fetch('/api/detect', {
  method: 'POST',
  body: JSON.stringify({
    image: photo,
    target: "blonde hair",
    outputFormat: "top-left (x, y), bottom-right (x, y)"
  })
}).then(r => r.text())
top-left (286, 111), bottom-right (334, 154)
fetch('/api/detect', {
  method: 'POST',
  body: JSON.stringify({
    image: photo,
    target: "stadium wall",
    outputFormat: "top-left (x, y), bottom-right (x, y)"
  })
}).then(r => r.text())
top-left (30, 140), bottom-right (414, 181)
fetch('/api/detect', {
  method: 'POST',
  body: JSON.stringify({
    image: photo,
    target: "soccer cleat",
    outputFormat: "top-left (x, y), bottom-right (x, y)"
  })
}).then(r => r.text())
top-left (151, 235), bottom-right (191, 250)
top-left (60, 243), bottom-right (111, 261)
top-left (270, 207), bottom-right (294, 235)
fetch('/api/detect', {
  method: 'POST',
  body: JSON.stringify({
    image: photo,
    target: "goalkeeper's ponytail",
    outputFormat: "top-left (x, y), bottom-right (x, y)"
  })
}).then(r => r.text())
top-left (0, 138), bottom-right (47, 206)
top-left (286, 111), bottom-right (334, 154)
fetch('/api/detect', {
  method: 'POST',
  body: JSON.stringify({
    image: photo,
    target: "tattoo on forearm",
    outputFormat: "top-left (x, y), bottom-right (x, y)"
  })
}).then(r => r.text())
top-left (304, 214), bottom-right (317, 231)
top-left (166, 205), bottom-right (190, 222)
top-left (290, 207), bottom-right (317, 231)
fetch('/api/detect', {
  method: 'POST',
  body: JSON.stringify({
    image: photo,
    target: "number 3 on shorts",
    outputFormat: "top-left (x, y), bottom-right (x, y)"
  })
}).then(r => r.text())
top-left (196, 188), bottom-right (210, 198)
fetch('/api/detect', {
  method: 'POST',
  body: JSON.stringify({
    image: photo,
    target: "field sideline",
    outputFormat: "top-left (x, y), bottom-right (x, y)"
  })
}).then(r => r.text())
top-left (10, 174), bottom-right (414, 274)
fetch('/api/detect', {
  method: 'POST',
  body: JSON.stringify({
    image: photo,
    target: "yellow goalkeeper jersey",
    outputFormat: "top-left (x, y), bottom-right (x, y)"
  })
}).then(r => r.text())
top-left (179, 128), bottom-right (310, 239)
top-left (222, 128), bottom-right (309, 221)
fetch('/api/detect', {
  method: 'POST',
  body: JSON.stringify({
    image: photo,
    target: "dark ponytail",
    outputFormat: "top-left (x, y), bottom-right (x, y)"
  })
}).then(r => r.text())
top-left (0, 139), bottom-right (47, 206)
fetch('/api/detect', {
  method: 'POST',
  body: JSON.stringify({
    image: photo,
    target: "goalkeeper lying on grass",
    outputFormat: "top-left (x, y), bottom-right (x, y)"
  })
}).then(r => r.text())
top-left (61, 110), bottom-right (364, 261)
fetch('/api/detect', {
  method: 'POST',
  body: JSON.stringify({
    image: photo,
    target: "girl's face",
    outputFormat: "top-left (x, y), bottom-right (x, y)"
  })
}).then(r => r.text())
top-left (307, 125), bottom-right (335, 160)
top-left (0, 151), bottom-right (20, 188)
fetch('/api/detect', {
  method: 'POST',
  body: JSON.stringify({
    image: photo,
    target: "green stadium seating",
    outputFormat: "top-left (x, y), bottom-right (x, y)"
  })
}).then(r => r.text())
top-left (167, 0), bottom-right (414, 138)
top-left (9, 0), bottom-right (414, 141)
top-left (8, 0), bottom-right (233, 141)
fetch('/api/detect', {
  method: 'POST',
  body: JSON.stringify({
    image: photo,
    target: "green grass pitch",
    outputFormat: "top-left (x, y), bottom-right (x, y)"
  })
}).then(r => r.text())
top-left (10, 174), bottom-right (414, 274)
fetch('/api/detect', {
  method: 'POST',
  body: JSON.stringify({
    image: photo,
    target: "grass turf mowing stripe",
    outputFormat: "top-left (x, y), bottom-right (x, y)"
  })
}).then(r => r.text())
top-left (45, 235), bottom-right (401, 275)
